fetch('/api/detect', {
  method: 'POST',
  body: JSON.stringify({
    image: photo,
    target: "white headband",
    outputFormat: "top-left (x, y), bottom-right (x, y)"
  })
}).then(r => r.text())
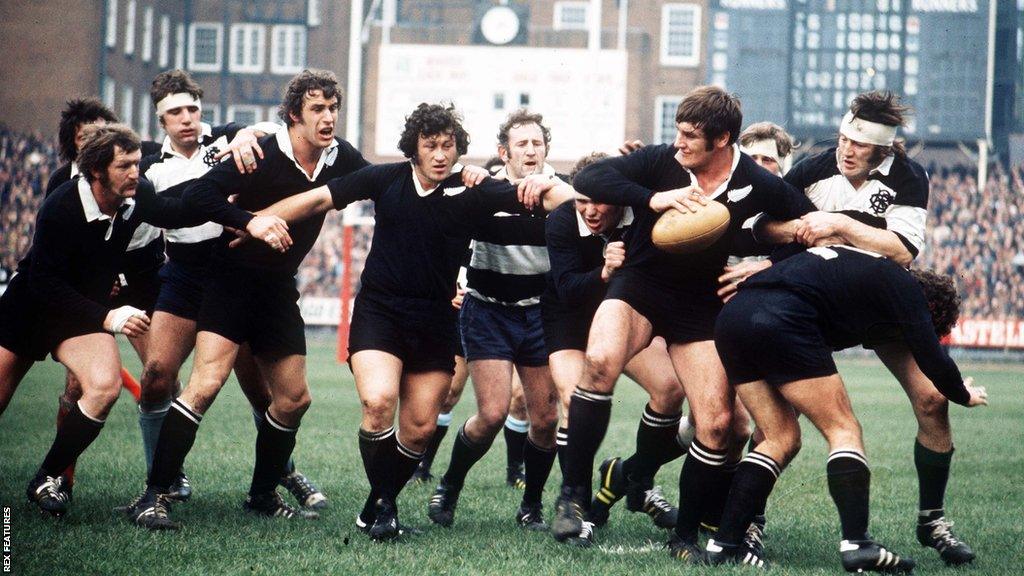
top-left (156, 92), bottom-right (202, 117)
top-left (840, 111), bottom-right (896, 147)
top-left (740, 139), bottom-right (782, 165)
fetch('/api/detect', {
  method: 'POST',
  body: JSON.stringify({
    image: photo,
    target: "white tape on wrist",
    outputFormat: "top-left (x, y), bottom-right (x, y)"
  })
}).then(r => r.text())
top-left (110, 306), bottom-right (145, 333)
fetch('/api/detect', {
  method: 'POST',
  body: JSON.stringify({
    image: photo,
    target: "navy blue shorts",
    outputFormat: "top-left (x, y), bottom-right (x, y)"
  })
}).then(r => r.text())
top-left (460, 295), bottom-right (548, 366)
top-left (715, 287), bottom-right (837, 387)
top-left (155, 259), bottom-right (207, 320)
top-left (605, 269), bottom-right (721, 344)
top-left (348, 289), bottom-right (457, 374)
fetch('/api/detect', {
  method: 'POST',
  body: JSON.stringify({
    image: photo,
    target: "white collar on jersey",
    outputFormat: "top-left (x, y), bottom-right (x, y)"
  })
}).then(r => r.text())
top-left (684, 143), bottom-right (742, 201)
top-left (277, 128), bottom-right (339, 182)
top-left (70, 162), bottom-right (80, 178)
top-left (869, 154), bottom-right (894, 177)
top-left (576, 205), bottom-right (634, 237)
top-left (160, 122), bottom-right (213, 159)
top-left (410, 162), bottom-right (465, 197)
top-left (78, 177), bottom-right (135, 238)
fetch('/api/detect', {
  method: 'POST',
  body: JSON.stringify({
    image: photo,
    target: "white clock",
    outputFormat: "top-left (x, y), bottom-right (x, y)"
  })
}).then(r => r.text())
top-left (480, 6), bottom-right (521, 45)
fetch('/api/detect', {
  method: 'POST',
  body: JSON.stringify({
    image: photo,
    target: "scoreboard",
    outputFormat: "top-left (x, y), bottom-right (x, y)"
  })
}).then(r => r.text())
top-left (708, 0), bottom-right (992, 141)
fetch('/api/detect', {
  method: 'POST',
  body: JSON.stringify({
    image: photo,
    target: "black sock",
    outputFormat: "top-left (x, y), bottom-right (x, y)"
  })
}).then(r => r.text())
top-left (826, 450), bottom-right (871, 541)
top-left (702, 457), bottom-right (740, 531)
top-left (522, 437), bottom-right (557, 506)
top-left (40, 402), bottom-right (104, 477)
top-left (715, 452), bottom-right (781, 546)
top-left (563, 388), bottom-right (613, 502)
top-left (148, 399), bottom-right (201, 492)
top-left (504, 416), bottom-right (528, 472)
top-left (249, 411), bottom-right (298, 496)
top-left (385, 437), bottom-right (423, 501)
top-left (914, 440), bottom-right (953, 514)
top-left (420, 418), bottom-right (451, 472)
top-left (555, 426), bottom-right (569, 477)
top-left (441, 423), bottom-right (494, 489)
top-left (358, 427), bottom-right (396, 522)
top-left (674, 439), bottom-right (728, 541)
top-left (631, 404), bottom-right (683, 480)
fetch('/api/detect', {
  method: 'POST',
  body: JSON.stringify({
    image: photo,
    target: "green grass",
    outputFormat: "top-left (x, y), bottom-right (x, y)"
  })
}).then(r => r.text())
top-left (1, 338), bottom-right (1021, 575)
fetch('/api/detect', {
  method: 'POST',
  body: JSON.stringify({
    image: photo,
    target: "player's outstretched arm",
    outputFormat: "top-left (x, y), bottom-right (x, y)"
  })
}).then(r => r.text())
top-left (795, 211), bottom-right (913, 266)
top-left (261, 186), bottom-right (334, 225)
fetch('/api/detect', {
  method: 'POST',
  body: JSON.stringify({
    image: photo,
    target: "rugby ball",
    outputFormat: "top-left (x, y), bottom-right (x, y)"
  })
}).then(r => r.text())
top-left (651, 200), bottom-right (731, 254)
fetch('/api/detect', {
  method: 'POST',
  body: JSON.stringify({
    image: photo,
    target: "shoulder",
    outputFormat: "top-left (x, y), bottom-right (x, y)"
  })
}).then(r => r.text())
top-left (39, 179), bottom-right (79, 221)
top-left (141, 140), bottom-right (162, 158)
top-left (548, 201), bottom-right (577, 229)
top-left (140, 152), bottom-right (164, 176)
top-left (786, 148), bottom-right (839, 187)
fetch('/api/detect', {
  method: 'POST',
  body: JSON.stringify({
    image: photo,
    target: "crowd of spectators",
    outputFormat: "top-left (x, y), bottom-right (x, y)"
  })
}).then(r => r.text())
top-left (1, 126), bottom-right (1022, 320)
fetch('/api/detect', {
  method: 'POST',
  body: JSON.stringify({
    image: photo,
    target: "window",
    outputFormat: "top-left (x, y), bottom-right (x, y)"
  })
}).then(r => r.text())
top-left (271, 25), bottom-right (306, 74)
top-left (308, 0), bottom-right (321, 27)
top-left (654, 96), bottom-right (683, 145)
top-left (660, 4), bottom-right (701, 67)
top-left (553, 2), bottom-right (589, 31)
top-left (159, 15), bottom-right (170, 67)
top-left (124, 0), bottom-right (136, 56)
top-left (229, 24), bottom-right (265, 73)
top-left (142, 6), bottom-right (153, 62)
top-left (201, 104), bottom-right (221, 126)
top-left (103, 79), bottom-right (116, 108)
top-left (105, 0), bottom-right (118, 47)
top-left (189, 23), bottom-right (223, 72)
top-left (228, 105), bottom-right (262, 126)
top-left (139, 94), bottom-right (151, 140)
top-left (121, 86), bottom-right (134, 130)
top-left (175, 23), bottom-right (185, 69)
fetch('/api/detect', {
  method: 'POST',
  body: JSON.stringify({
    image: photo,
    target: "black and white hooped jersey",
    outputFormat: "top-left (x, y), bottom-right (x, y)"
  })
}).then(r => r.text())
top-left (784, 148), bottom-right (929, 258)
top-left (573, 144), bottom-right (815, 293)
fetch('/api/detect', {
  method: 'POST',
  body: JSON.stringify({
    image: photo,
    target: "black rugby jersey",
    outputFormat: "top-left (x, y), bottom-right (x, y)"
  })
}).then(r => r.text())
top-left (574, 144), bottom-right (814, 293)
top-left (739, 246), bottom-right (970, 405)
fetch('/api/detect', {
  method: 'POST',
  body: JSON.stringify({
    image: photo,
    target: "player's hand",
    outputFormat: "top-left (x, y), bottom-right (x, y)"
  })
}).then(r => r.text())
top-left (108, 278), bottom-right (122, 299)
top-left (217, 128), bottom-right (264, 173)
top-left (226, 226), bottom-right (251, 248)
top-left (246, 215), bottom-right (292, 252)
top-left (104, 306), bottom-right (150, 337)
top-left (810, 234), bottom-right (847, 247)
top-left (717, 259), bottom-right (772, 302)
top-left (619, 139), bottom-right (645, 155)
top-left (649, 186), bottom-right (706, 213)
top-left (517, 174), bottom-right (559, 210)
top-left (451, 287), bottom-right (466, 310)
top-left (795, 211), bottom-right (847, 246)
top-left (601, 241), bottom-right (626, 281)
top-left (964, 377), bottom-right (988, 407)
top-left (460, 165), bottom-right (489, 188)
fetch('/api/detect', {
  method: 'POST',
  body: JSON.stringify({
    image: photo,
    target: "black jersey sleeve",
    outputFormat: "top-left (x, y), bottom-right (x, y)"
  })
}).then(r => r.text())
top-left (881, 269), bottom-right (970, 406)
top-left (573, 146), bottom-right (664, 208)
top-left (27, 209), bottom-right (108, 330)
top-left (440, 176), bottom-right (540, 223)
top-left (211, 122), bottom-right (245, 142)
top-left (133, 179), bottom-right (205, 229)
top-left (45, 164), bottom-right (73, 198)
top-left (326, 163), bottom-right (387, 210)
top-left (546, 203), bottom-right (605, 305)
top-left (758, 176), bottom-right (817, 222)
top-left (181, 155), bottom-right (257, 230)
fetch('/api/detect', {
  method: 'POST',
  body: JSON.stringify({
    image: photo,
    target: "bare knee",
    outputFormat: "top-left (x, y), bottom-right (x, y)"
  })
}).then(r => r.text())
top-left (273, 386), bottom-right (311, 421)
top-left (695, 409), bottom-right (734, 449)
top-left (476, 402), bottom-right (510, 436)
top-left (79, 369), bottom-right (122, 411)
top-left (913, 390), bottom-right (950, 426)
top-left (649, 383), bottom-right (685, 414)
top-left (361, 392), bottom-right (397, 431)
top-left (141, 359), bottom-right (178, 403)
top-left (583, 349), bottom-right (620, 392)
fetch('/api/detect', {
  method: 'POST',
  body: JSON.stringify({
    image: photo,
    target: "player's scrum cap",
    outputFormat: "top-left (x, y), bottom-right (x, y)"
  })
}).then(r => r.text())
top-left (740, 139), bottom-right (783, 165)
top-left (156, 92), bottom-right (202, 117)
top-left (840, 111), bottom-right (896, 147)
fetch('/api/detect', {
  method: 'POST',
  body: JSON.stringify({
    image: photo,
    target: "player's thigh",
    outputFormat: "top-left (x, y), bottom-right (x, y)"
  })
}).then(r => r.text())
top-left (126, 330), bottom-right (149, 364)
top-left (235, 343), bottom-right (272, 409)
top-left (516, 364), bottom-right (558, 424)
top-left (624, 336), bottom-right (685, 411)
top-left (778, 374), bottom-right (863, 451)
top-left (0, 345), bottom-right (34, 416)
top-left (468, 359), bottom-right (514, 424)
top-left (668, 340), bottom-right (733, 446)
top-left (509, 370), bottom-right (527, 417)
top-left (54, 333), bottom-right (123, 413)
top-left (180, 330), bottom-right (241, 412)
top-left (734, 379), bottom-right (800, 465)
top-left (549, 349), bottom-right (584, 423)
top-left (143, 311), bottom-right (197, 385)
top-left (584, 299), bottom-right (654, 383)
top-left (874, 341), bottom-right (950, 420)
top-left (256, 353), bottom-right (309, 422)
top-left (398, 369), bottom-right (454, 440)
top-left (351, 349), bottom-right (404, 420)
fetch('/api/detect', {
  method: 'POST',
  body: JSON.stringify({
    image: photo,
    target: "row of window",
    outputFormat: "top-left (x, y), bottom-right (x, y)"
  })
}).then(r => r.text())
top-left (553, 1), bottom-right (702, 67)
top-left (104, 0), bottom-right (307, 74)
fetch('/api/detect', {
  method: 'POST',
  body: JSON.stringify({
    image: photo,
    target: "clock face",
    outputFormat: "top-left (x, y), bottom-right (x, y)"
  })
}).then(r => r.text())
top-left (480, 6), bottom-right (521, 45)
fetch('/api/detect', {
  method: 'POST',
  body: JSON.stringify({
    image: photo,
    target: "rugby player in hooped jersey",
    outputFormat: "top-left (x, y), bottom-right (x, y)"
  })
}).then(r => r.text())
top-left (725, 91), bottom-right (978, 566)
top-left (555, 86), bottom-right (816, 559)
top-left (249, 102), bottom-right (573, 540)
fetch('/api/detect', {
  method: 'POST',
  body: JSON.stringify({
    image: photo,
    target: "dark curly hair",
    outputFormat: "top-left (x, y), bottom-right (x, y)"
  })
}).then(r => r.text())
top-left (76, 124), bottom-right (141, 184)
top-left (675, 86), bottom-right (742, 148)
top-left (910, 269), bottom-right (961, 338)
top-left (398, 103), bottom-right (469, 159)
top-left (278, 69), bottom-right (340, 126)
top-left (497, 109), bottom-right (551, 150)
top-left (58, 98), bottom-right (118, 163)
top-left (569, 152), bottom-right (609, 183)
top-left (150, 69), bottom-right (203, 108)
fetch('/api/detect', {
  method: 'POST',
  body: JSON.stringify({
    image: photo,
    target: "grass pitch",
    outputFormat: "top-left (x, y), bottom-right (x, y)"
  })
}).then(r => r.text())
top-left (1, 338), bottom-right (1021, 575)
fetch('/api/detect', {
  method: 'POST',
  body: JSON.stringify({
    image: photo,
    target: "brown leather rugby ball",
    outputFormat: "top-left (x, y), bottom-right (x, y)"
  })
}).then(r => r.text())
top-left (651, 200), bottom-right (731, 254)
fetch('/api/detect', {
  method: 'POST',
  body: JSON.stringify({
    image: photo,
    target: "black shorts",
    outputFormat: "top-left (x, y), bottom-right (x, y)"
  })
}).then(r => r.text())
top-left (454, 319), bottom-right (465, 358)
top-left (459, 296), bottom-right (548, 366)
top-left (0, 273), bottom-right (105, 361)
top-left (197, 268), bottom-right (306, 359)
top-left (112, 265), bottom-right (162, 316)
top-left (714, 287), bottom-right (838, 387)
top-left (155, 259), bottom-right (208, 321)
top-left (605, 269), bottom-right (722, 344)
top-left (348, 289), bottom-right (457, 374)
top-left (541, 299), bottom-right (593, 354)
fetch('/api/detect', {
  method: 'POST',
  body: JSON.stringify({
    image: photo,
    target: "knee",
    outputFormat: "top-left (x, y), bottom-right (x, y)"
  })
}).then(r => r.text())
top-left (914, 390), bottom-right (950, 425)
top-left (141, 360), bottom-right (177, 402)
top-left (274, 387), bottom-right (312, 419)
top-left (360, 392), bottom-right (397, 428)
top-left (583, 349), bottom-right (619, 391)
top-left (695, 409), bottom-right (734, 448)
top-left (476, 403), bottom-right (510, 435)
top-left (80, 369), bottom-right (122, 408)
top-left (650, 383), bottom-right (685, 414)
